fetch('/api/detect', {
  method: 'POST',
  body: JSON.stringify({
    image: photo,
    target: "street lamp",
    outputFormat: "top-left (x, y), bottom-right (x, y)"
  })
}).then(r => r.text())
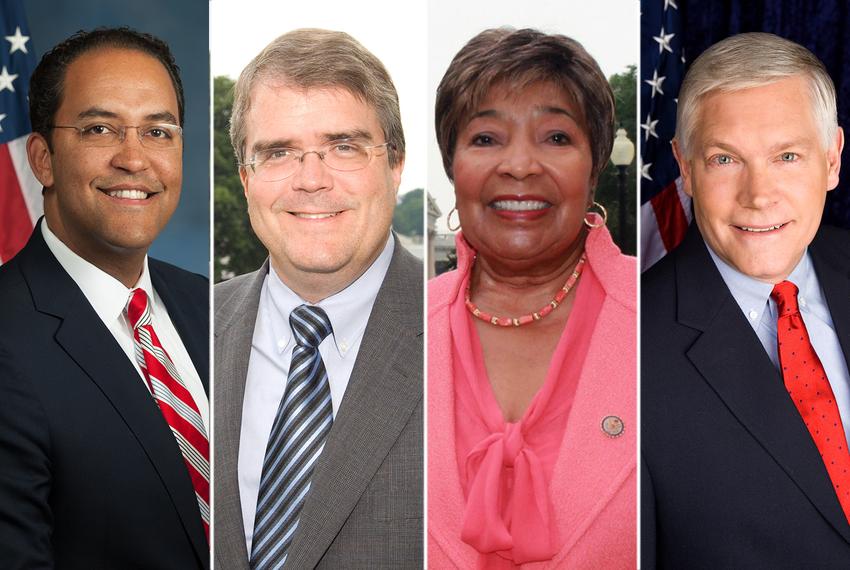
top-left (610, 127), bottom-right (635, 246)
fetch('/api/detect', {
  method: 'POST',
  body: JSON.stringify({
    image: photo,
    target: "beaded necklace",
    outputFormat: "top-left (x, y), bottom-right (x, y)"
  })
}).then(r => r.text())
top-left (464, 251), bottom-right (587, 327)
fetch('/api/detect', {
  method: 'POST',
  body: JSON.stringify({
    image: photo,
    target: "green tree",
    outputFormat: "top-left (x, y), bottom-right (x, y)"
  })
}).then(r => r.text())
top-left (213, 76), bottom-right (267, 282)
top-left (595, 64), bottom-right (637, 255)
top-left (393, 188), bottom-right (424, 236)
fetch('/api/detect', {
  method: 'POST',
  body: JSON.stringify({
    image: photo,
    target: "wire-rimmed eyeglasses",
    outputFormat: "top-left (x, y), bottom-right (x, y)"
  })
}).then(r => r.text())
top-left (240, 141), bottom-right (393, 182)
top-left (50, 123), bottom-right (183, 149)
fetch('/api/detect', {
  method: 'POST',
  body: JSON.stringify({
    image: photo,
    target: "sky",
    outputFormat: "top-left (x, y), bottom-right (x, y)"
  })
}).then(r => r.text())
top-left (209, 0), bottom-right (638, 230)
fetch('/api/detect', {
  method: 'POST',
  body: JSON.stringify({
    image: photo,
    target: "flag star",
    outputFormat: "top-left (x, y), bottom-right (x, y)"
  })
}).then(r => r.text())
top-left (664, 0), bottom-right (678, 10)
top-left (5, 26), bottom-right (29, 54)
top-left (645, 69), bottom-right (666, 97)
top-left (654, 27), bottom-right (675, 54)
top-left (0, 113), bottom-right (6, 132)
top-left (641, 115), bottom-right (660, 141)
top-left (641, 161), bottom-right (653, 181)
top-left (0, 66), bottom-right (17, 92)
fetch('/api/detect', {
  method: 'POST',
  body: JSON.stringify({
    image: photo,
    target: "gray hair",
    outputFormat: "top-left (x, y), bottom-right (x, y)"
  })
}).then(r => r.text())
top-left (229, 28), bottom-right (405, 167)
top-left (676, 32), bottom-right (837, 157)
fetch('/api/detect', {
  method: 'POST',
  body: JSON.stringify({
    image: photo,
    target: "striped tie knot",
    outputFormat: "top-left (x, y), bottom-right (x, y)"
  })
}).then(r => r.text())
top-left (771, 280), bottom-right (799, 317)
top-left (290, 305), bottom-right (332, 348)
top-left (127, 288), bottom-right (152, 329)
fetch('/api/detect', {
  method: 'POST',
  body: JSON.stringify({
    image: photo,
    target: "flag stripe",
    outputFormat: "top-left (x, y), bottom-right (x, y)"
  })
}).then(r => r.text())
top-left (640, 202), bottom-right (667, 271)
top-left (0, 143), bottom-right (32, 262)
top-left (8, 135), bottom-right (41, 224)
top-left (650, 180), bottom-right (689, 252)
top-left (1, 3), bottom-right (38, 264)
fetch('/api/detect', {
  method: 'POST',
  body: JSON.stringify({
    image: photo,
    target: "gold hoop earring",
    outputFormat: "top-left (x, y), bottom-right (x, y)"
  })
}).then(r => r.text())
top-left (584, 201), bottom-right (608, 229)
top-left (447, 207), bottom-right (461, 231)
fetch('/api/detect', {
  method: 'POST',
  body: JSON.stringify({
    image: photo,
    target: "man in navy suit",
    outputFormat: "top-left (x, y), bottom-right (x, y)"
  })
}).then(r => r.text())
top-left (0, 28), bottom-right (208, 568)
top-left (642, 32), bottom-right (850, 568)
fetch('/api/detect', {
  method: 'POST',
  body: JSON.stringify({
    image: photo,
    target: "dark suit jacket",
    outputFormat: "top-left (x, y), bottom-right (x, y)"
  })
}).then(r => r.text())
top-left (213, 240), bottom-right (423, 569)
top-left (0, 222), bottom-right (210, 569)
top-left (642, 223), bottom-right (850, 568)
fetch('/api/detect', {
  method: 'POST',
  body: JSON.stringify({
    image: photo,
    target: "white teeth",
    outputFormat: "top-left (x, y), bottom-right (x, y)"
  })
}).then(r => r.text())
top-left (491, 200), bottom-right (550, 211)
top-left (108, 189), bottom-right (148, 200)
top-left (739, 224), bottom-right (783, 232)
top-left (294, 212), bottom-right (339, 219)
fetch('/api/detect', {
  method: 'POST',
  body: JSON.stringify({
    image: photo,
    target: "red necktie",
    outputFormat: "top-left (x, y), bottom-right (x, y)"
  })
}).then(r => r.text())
top-left (127, 288), bottom-right (210, 540)
top-left (772, 280), bottom-right (850, 523)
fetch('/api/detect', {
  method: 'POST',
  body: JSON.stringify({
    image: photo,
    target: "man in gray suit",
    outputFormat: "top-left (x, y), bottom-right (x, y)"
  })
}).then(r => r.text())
top-left (214, 29), bottom-right (423, 569)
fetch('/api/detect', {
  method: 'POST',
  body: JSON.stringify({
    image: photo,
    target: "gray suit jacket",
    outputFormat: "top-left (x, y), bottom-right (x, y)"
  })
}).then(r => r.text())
top-left (213, 241), bottom-right (423, 569)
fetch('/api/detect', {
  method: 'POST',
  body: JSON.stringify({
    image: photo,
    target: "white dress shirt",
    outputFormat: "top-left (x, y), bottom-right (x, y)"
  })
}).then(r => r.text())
top-left (41, 221), bottom-right (209, 433)
top-left (238, 234), bottom-right (395, 552)
top-left (708, 247), bottom-right (850, 444)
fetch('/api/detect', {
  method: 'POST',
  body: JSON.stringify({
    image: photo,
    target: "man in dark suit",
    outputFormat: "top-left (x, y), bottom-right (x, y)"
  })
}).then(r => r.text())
top-left (214, 29), bottom-right (422, 569)
top-left (0, 29), bottom-right (209, 568)
top-left (642, 32), bottom-right (850, 567)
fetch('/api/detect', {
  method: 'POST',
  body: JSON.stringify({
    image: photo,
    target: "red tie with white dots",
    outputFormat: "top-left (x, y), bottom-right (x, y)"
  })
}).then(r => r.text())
top-left (772, 280), bottom-right (850, 523)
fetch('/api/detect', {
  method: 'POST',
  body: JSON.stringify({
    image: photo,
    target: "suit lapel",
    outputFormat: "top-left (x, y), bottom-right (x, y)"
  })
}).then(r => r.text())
top-left (426, 303), bottom-right (473, 567)
top-left (676, 227), bottom-right (850, 545)
top-left (213, 263), bottom-right (268, 569)
top-left (810, 227), bottom-right (850, 369)
top-left (19, 226), bottom-right (209, 562)
top-left (285, 245), bottom-right (423, 569)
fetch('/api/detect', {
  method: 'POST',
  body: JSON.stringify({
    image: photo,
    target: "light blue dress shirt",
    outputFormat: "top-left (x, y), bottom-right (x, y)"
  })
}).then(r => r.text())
top-left (238, 234), bottom-right (395, 552)
top-left (707, 247), bottom-right (850, 446)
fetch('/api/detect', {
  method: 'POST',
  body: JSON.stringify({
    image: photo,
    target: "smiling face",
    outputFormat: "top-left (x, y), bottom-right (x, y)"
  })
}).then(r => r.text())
top-left (452, 81), bottom-right (594, 268)
top-left (674, 76), bottom-right (843, 283)
top-left (240, 84), bottom-right (402, 299)
top-left (29, 47), bottom-right (182, 265)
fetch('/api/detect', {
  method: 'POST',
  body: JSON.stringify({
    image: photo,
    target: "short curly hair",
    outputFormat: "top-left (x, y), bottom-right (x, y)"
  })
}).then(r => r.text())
top-left (29, 27), bottom-right (184, 145)
top-left (435, 27), bottom-right (615, 183)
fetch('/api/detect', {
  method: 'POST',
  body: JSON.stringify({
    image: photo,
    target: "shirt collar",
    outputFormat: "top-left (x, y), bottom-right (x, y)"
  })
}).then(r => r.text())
top-left (706, 244), bottom-right (814, 330)
top-left (42, 219), bottom-right (154, 324)
top-left (265, 233), bottom-right (395, 358)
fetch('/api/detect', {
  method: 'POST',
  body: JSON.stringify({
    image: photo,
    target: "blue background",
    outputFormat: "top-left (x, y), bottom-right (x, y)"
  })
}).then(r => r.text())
top-left (28, 0), bottom-right (210, 276)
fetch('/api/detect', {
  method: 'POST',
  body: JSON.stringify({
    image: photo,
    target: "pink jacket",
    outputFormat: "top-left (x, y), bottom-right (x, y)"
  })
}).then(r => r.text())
top-left (428, 226), bottom-right (637, 568)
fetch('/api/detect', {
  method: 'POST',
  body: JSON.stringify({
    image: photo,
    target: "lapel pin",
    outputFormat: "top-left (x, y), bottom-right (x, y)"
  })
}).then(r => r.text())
top-left (601, 415), bottom-right (624, 438)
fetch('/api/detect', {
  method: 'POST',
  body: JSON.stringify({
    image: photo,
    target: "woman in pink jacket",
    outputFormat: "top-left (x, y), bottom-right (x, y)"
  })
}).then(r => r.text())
top-left (428, 28), bottom-right (636, 569)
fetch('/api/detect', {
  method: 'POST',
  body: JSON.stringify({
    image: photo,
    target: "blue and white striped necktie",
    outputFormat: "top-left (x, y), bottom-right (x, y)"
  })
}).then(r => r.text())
top-left (250, 304), bottom-right (334, 569)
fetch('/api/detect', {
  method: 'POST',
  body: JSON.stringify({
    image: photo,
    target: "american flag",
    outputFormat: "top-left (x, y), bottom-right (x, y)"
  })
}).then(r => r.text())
top-left (640, 0), bottom-right (691, 271)
top-left (0, 0), bottom-right (39, 265)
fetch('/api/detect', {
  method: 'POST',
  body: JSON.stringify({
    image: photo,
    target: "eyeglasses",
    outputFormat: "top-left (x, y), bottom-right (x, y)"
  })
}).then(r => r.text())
top-left (241, 141), bottom-right (393, 182)
top-left (50, 123), bottom-right (183, 149)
